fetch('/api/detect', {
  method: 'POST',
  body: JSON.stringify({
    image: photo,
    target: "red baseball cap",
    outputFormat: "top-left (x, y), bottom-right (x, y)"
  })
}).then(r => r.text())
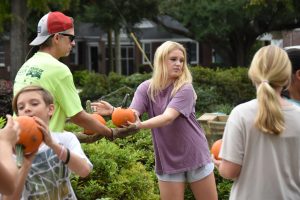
top-left (30, 11), bottom-right (73, 46)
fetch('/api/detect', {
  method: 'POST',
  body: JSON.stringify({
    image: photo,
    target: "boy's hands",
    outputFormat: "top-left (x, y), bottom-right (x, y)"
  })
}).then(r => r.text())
top-left (33, 116), bottom-right (54, 148)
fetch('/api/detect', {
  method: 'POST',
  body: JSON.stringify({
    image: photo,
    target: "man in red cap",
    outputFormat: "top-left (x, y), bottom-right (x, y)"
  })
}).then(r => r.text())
top-left (13, 11), bottom-right (137, 140)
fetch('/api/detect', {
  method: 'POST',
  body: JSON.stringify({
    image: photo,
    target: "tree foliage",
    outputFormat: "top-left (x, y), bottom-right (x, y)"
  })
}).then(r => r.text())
top-left (81, 0), bottom-right (159, 31)
top-left (157, 0), bottom-right (300, 66)
top-left (0, 0), bottom-right (10, 33)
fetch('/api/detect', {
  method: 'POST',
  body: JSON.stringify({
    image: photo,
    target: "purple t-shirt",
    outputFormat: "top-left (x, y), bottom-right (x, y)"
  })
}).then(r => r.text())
top-left (130, 80), bottom-right (211, 174)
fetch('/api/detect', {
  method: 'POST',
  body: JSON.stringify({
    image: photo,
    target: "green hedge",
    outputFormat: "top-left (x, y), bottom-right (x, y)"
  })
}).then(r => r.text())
top-left (67, 121), bottom-right (232, 200)
top-left (74, 66), bottom-right (255, 115)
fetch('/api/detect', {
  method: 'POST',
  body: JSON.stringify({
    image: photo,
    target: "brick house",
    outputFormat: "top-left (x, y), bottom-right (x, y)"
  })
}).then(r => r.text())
top-left (0, 17), bottom-right (212, 79)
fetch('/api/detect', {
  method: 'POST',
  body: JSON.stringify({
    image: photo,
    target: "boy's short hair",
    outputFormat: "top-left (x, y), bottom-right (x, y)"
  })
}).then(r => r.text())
top-left (13, 85), bottom-right (54, 115)
top-left (285, 46), bottom-right (300, 73)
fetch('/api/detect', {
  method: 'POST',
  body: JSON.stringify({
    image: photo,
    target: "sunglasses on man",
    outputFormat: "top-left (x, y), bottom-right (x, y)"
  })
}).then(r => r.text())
top-left (58, 33), bottom-right (76, 42)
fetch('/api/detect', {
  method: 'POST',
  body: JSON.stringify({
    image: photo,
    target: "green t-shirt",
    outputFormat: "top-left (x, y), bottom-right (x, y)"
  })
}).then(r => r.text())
top-left (14, 52), bottom-right (83, 132)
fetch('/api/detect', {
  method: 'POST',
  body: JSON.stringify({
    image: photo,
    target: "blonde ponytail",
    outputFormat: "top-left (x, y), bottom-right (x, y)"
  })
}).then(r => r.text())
top-left (248, 45), bottom-right (291, 135)
top-left (255, 82), bottom-right (284, 135)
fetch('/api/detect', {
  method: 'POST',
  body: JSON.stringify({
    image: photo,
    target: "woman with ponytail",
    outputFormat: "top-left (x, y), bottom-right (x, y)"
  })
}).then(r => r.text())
top-left (214, 45), bottom-right (300, 200)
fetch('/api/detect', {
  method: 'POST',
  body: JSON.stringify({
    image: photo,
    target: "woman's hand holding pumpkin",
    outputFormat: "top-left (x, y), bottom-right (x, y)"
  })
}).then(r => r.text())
top-left (127, 112), bottom-right (142, 129)
top-left (91, 101), bottom-right (114, 116)
top-left (110, 112), bottom-right (141, 140)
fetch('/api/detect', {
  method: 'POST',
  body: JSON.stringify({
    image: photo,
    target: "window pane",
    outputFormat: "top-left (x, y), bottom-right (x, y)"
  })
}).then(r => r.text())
top-left (121, 48), bottom-right (126, 57)
top-left (128, 47), bottom-right (133, 58)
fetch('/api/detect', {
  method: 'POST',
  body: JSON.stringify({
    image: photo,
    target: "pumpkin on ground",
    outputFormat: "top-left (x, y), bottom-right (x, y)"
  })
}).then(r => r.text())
top-left (84, 113), bottom-right (106, 135)
top-left (111, 93), bottom-right (135, 127)
top-left (15, 116), bottom-right (43, 167)
top-left (211, 139), bottom-right (222, 160)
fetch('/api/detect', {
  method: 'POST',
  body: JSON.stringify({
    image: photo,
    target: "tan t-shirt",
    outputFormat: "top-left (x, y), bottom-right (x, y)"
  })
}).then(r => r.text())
top-left (220, 99), bottom-right (300, 200)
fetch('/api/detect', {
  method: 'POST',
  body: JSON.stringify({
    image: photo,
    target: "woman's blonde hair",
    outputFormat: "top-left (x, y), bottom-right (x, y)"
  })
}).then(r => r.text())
top-left (248, 45), bottom-right (291, 135)
top-left (149, 41), bottom-right (194, 101)
top-left (13, 85), bottom-right (54, 115)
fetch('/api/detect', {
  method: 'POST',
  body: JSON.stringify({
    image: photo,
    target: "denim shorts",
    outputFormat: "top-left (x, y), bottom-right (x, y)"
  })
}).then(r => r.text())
top-left (156, 162), bottom-right (214, 183)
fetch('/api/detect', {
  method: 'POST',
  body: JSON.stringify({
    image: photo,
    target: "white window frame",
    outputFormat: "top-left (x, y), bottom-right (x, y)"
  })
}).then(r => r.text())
top-left (121, 45), bottom-right (134, 75)
top-left (87, 42), bottom-right (99, 72)
top-left (142, 42), bottom-right (152, 64)
top-left (188, 41), bottom-right (199, 65)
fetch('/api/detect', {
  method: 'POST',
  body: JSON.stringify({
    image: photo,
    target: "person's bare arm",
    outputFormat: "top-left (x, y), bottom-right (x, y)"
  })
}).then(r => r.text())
top-left (48, 142), bottom-right (91, 177)
top-left (2, 154), bottom-right (34, 200)
top-left (34, 116), bottom-right (92, 177)
top-left (218, 159), bottom-right (242, 180)
top-left (70, 110), bottom-right (112, 138)
top-left (0, 142), bottom-right (18, 195)
top-left (0, 115), bottom-right (20, 195)
top-left (131, 107), bottom-right (180, 129)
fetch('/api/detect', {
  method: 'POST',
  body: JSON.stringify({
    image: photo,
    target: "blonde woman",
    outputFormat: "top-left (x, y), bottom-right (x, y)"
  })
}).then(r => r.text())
top-left (214, 45), bottom-right (300, 199)
top-left (129, 41), bottom-right (217, 200)
top-left (93, 41), bottom-right (217, 199)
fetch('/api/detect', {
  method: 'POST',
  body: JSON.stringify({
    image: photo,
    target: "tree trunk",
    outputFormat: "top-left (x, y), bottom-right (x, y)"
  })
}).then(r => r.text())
top-left (98, 35), bottom-right (106, 74)
top-left (107, 29), bottom-right (114, 72)
top-left (10, 0), bottom-right (27, 81)
top-left (114, 28), bottom-right (121, 74)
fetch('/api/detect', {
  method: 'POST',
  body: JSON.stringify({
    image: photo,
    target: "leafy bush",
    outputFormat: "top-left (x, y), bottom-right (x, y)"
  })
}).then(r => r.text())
top-left (78, 72), bottom-right (110, 103)
top-left (191, 66), bottom-right (255, 114)
top-left (0, 117), bottom-right (5, 128)
top-left (73, 70), bottom-right (91, 87)
top-left (72, 138), bottom-right (159, 200)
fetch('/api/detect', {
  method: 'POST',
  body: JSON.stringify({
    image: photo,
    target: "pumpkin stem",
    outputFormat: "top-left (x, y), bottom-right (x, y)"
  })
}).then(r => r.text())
top-left (86, 100), bottom-right (92, 113)
top-left (121, 93), bottom-right (130, 108)
top-left (16, 144), bottom-right (24, 168)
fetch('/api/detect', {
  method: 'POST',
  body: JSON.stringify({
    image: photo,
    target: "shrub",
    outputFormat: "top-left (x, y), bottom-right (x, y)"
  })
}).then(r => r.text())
top-left (71, 138), bottom-right (159, 200)
top-left (78, 72), bottom-right (110, 103)
top-left (73, 70), bottom-right (91, 87)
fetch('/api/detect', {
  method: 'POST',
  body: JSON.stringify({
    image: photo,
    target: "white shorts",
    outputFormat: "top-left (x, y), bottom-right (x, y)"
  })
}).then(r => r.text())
top-left (156, 162), bottom-right (214, 183)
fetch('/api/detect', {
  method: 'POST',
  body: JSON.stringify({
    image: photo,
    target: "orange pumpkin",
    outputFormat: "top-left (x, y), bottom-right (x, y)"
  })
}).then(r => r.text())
top-left (111, 93), bottom-right (136, 127)
top-left (15, 116), bottom-right (43, 155)
top-left (112, 107), bottom-right (135, 127)
top-left (84, 113), bottom-right (106, 135)
top-left (211, 139), bottom-right (222, 160)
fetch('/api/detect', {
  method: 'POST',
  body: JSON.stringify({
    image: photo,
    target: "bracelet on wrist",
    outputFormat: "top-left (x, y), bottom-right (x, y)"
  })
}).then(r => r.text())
top-left (63, 148), bottom-right (71, 165)
top-left (111, 106), bottom-right (115, 115)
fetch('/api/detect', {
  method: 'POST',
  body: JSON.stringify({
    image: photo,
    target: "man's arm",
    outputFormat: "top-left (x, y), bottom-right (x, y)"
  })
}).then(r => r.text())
top-left (70, 110), bottom-right (112, 138)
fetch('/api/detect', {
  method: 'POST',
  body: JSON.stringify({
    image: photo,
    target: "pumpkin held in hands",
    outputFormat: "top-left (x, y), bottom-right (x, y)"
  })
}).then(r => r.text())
top-left (112, 107), bottom-right (135, 127)
top-left (84, 113), bottom-right (106, 135)
top-left (15, 116), bottom-right (43, 167)
top-left (111, 93), bottom-right (136, 127)
top-left (16, 116), bottom-right (43, 155)
top-left (211, 139), bottom-right (222, 160)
